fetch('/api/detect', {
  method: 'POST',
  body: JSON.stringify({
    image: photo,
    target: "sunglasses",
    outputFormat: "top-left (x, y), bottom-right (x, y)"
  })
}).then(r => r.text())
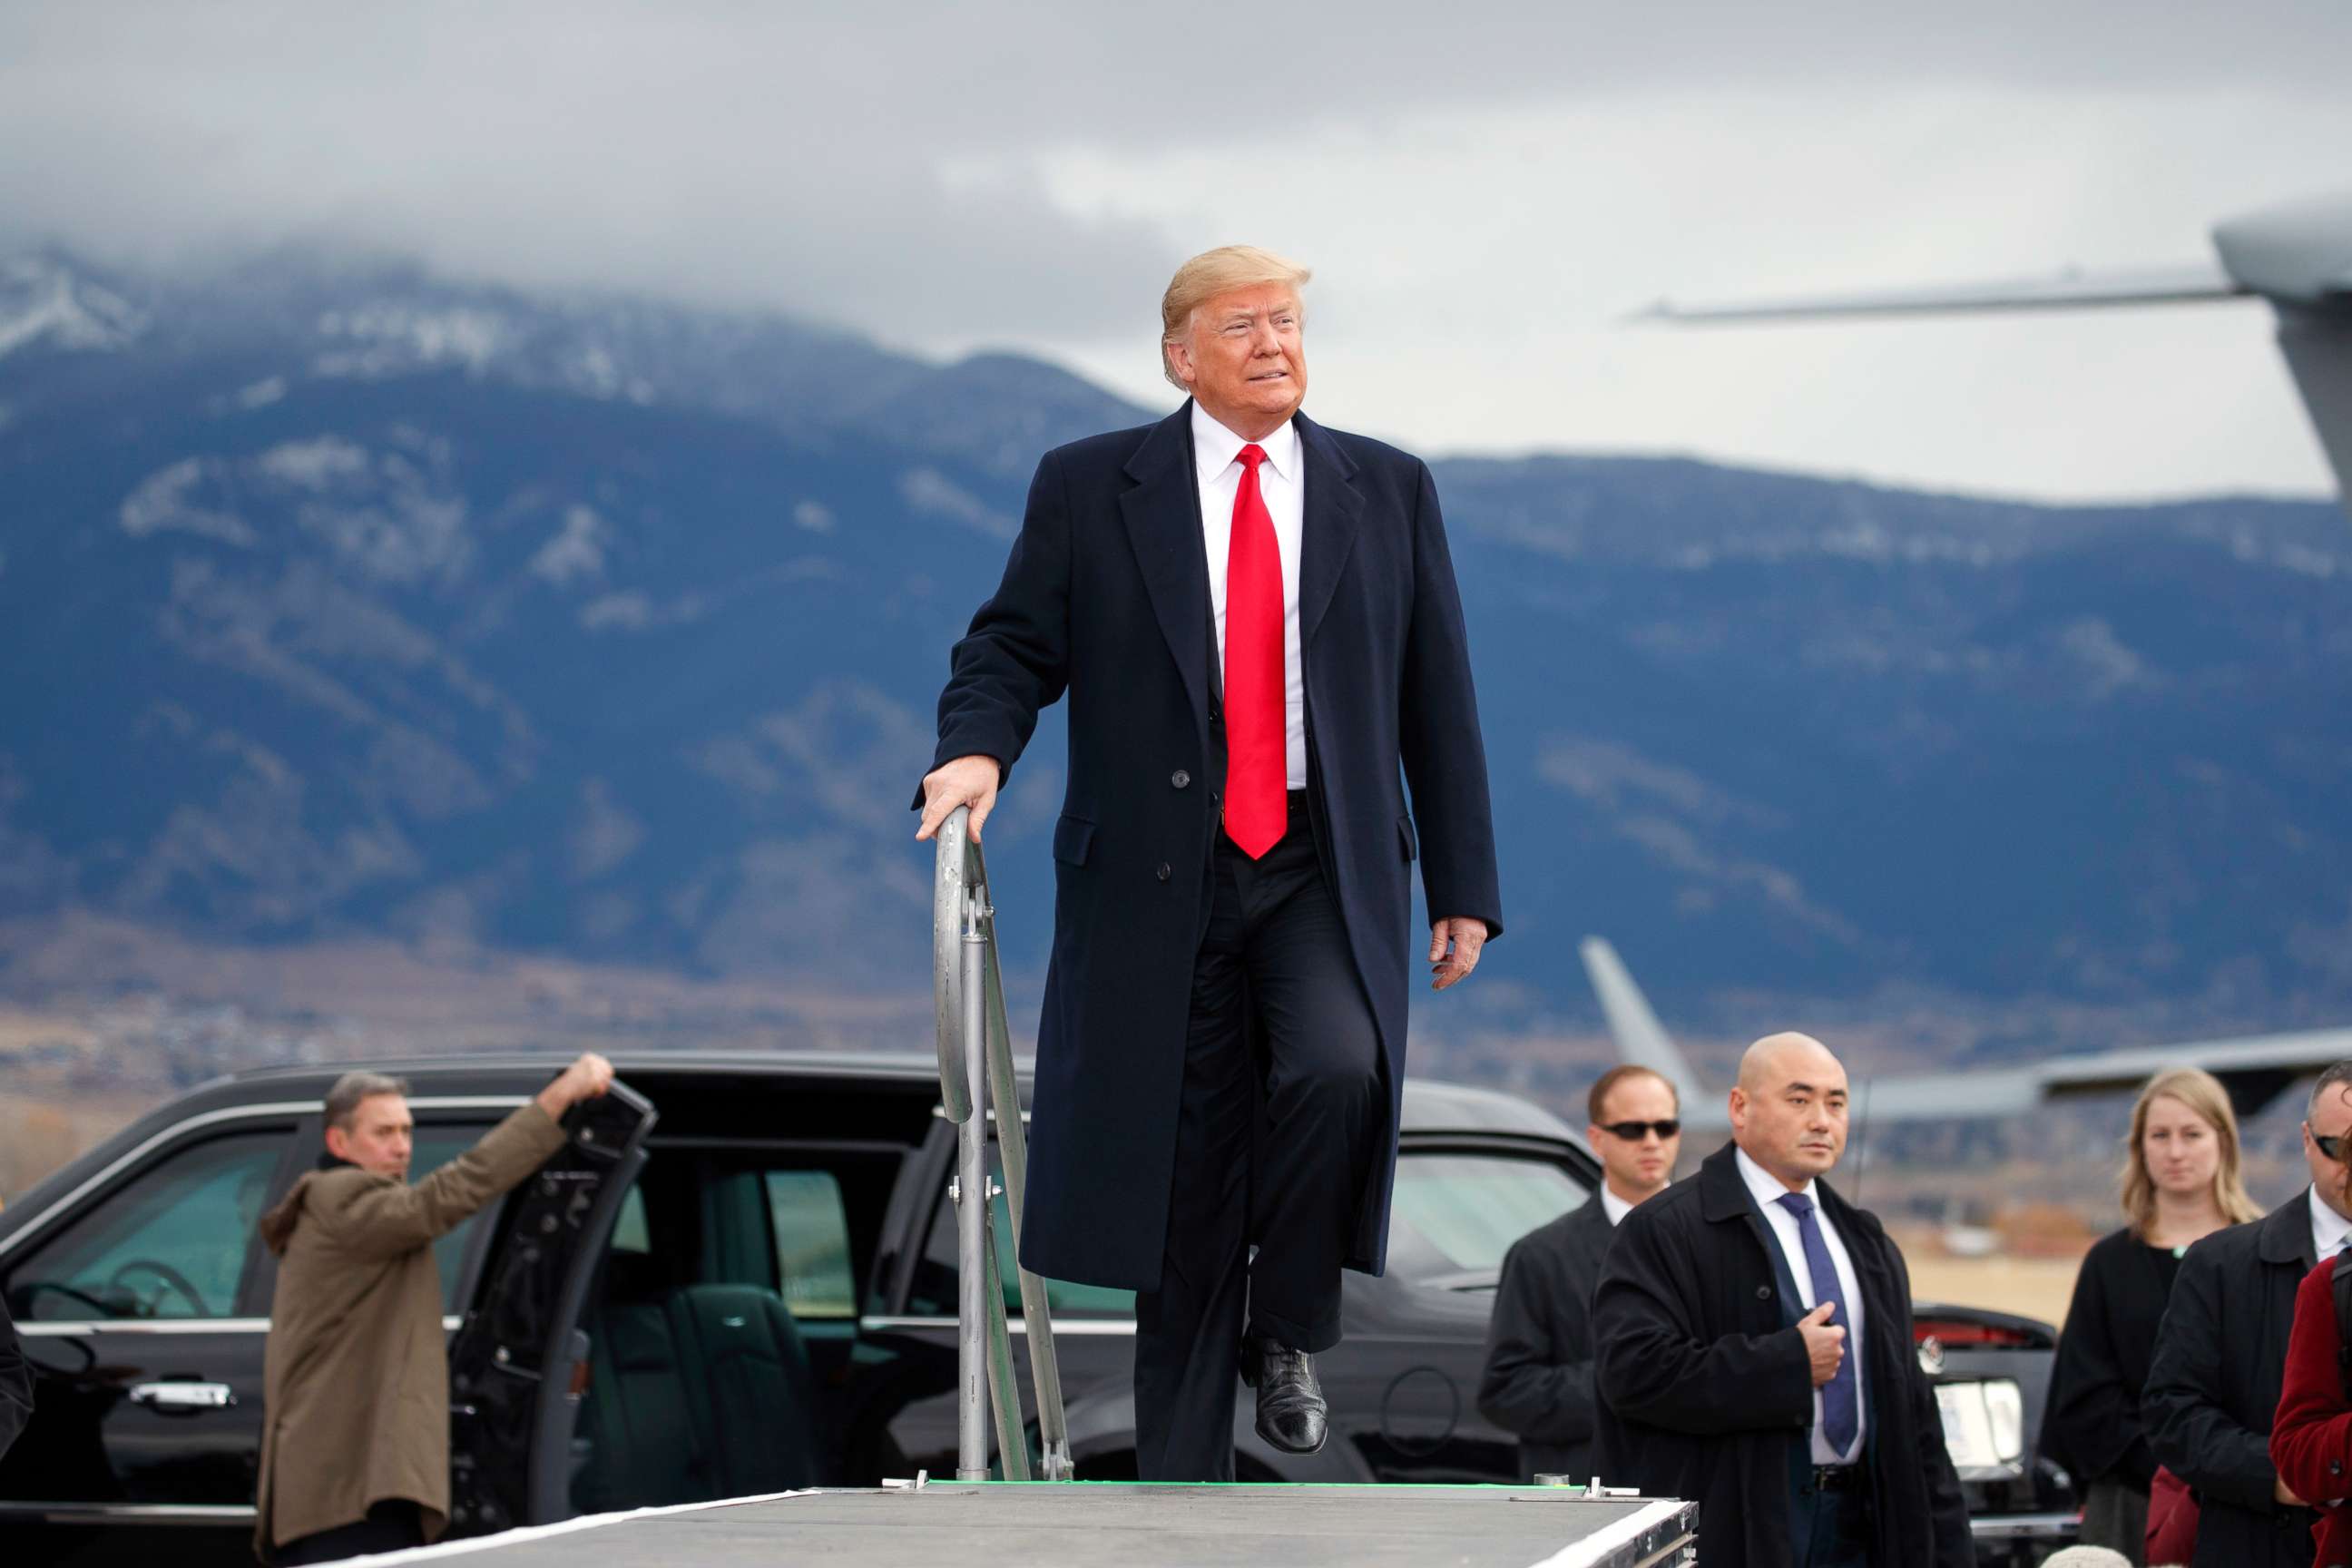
top-left (2312, 1123), bottom-right (2351, 1161)
top-left (1600, 1119), bottom-right (1681, 1142)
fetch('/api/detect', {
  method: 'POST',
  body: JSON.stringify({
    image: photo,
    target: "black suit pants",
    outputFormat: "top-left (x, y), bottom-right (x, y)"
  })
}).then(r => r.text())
top-left (276, 1500), bottom-right (426, 1564)
top-left (1790, 1475), bottom-right (1871, 1568)
top-left (1133, 797), bottom-right (1382, 1482)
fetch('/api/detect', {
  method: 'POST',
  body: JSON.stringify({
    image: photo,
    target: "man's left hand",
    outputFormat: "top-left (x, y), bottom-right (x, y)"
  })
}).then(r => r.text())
top-left (1428, 917), bottom-right (1486, 992)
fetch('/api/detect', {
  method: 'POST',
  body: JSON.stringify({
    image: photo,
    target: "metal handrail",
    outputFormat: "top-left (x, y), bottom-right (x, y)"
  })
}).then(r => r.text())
top-left (933, 806), bottom-right (1073, 1482)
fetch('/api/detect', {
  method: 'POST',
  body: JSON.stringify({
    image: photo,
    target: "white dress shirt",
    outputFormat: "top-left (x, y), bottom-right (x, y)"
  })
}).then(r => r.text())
top-left (1600, 1184), bottom-right (1635, 1227)
top-left (1736, 1146), bottom-right (1869, 1465)
top-left (1191, 401), bottom-right (1307, 790)
top-left (2311, 1184), bottom-right (2352, 1262)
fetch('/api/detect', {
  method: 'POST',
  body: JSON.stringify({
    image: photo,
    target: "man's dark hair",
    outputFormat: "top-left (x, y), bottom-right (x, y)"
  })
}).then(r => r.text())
top-left (1588, 1064), bottom-right (1676, 1127)
top-left (325, 1072), bottom-right (411, 1132)
top-left (2311, 1061), bottom-right (2352, 1118)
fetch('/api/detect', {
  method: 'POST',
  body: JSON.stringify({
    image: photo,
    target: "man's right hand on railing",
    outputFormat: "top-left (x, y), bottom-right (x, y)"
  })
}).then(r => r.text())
top-left (916, 755), bottom-right (1003, 843)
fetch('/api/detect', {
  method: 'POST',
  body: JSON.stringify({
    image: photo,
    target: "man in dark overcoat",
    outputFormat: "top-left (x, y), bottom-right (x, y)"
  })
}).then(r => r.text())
top-left (2141, 1062), bottom-right (2352, 1568)
top-left (1479, 1063), bottom-right (1681, 1481)
top-left (916, 245), bottom-right (1502, 1479)
top-left (1592, 1034), bottom-right (1972, 1568)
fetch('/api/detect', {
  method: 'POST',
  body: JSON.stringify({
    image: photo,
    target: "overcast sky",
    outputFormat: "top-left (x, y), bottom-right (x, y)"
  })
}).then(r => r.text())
top-left (5, 1), bottom-right (2349, 501)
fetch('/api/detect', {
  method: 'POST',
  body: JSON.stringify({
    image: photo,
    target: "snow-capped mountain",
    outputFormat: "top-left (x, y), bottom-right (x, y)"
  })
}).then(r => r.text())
top-left (0, 253), bottom-right (149, 361)
top-left (3, 249), bottom-right (2349, 1029)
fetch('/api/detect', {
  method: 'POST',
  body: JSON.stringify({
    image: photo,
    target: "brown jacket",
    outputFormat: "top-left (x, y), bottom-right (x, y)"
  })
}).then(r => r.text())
top-left (254, 1104), bottom-right (567, 1559)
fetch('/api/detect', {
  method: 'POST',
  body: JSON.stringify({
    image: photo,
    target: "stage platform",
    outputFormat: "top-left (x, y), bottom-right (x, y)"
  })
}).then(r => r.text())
top-left (361, 1483), bottom-right (1699, 1568)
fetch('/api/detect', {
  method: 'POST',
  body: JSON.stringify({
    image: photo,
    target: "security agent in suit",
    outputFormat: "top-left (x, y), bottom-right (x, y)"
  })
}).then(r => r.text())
top-left (916, 247), bottom-right (1502, 1480)
top-left (2141, 1063), bottom-right (2352, 1568)
top-left (1479, 1064), bottom-right (1681, 1481)
top-left (0, 1286), bottom-right (30, 1459)
top-left (1592, 1034), bottom-right (1972, 1568)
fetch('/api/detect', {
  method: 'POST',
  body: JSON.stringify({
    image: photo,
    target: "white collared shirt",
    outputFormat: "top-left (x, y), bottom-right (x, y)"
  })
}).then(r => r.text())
top-left (2310, 1184), bottom-right (2352, 1262)
top-left (1736, 1145), bottom-right (1869, 1465)
top-left (1600, 1184), bottom-right (1635, 1226)
top-left (1191, 401), bottom-right (1307, 790)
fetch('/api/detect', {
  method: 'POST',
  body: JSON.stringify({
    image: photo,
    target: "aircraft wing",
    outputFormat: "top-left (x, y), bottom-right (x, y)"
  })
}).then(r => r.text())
top-left (1582, 936), bottom-right (2352, 1131)
top-left (1847, 1069), bottom-right (2042, 1122)
top-left (2034, 1028), bottom-right (2352, 1107)
top-left (1847, 1031), bottom-right (2352, 1124)
top-left (1669, 1066), bottom-right (2043, 1135)
top-left (1579, 936), bottom-right (1711, 1112)
top-left (1634, 263), bottom-right (2246, 324)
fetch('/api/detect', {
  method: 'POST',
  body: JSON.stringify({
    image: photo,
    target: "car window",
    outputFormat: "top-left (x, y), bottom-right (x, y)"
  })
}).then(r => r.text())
top-left (610, 1181), bottom-right (651, 1255)
top-left (765, 1170), bottom-right (857, 1319)
top-left (908, 1150), bottom-right (1134, 1320)
top-left (5, 1128), bottom-right (291, 1321)
top-left (1385, 1152), bottom-right (1589, 1284)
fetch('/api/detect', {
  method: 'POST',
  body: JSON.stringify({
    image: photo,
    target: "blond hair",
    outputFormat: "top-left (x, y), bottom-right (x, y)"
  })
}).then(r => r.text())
top-left (2120, 1067), bottom-right (2261, 1240)
top-left (1159, 245), bottom-right (1312, 390)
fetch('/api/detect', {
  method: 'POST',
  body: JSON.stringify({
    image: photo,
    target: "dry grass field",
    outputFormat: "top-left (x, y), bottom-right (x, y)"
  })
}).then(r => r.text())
top-left (0, 1096), bottom-right (156, 1204)
top-left (1899, 1251), bottom-right (2089, 1328)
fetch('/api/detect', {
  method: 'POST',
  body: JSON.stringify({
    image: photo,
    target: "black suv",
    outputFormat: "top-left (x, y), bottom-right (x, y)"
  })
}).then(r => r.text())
top-left (0, 1052), bottom-right (2072, 1566)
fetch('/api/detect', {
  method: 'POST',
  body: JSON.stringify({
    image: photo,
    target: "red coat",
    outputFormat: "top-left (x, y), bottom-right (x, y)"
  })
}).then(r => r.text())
top-left (2148, 1465), bottom-right (2199, 1565)
top-left (2269, 1259), bottom-right (2352, 1568)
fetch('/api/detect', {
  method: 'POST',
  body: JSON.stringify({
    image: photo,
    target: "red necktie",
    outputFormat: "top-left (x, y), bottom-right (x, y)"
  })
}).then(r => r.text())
top-left (1223, 444), bottom-right (1287, 858)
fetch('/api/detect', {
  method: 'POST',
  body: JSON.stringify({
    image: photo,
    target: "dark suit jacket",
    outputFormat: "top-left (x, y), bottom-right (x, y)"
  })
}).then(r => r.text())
top-left (1479, 1194), bottom-right (1615, 1480)
top-left (1592, 1143), bottom-right (1973, 1568)
top-left (2143, 1193), bottom-right (2323, 1568)
top-left (0, 1289), bottom-right (30, 1459)
top-left (922, 402), bottom-right (1502, 1289)
top-left (2040, 1226), bottom-right (2179, 1492)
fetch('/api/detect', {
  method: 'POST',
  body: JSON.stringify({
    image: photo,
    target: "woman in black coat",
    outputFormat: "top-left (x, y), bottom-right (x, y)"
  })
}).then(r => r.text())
top-left (2042, 1068), bottom-right (2259, 1563)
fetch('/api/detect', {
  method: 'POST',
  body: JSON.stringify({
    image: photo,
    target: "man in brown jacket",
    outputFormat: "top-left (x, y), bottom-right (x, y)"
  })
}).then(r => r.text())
top-left (254, 1053), bottom-right (613, 1564)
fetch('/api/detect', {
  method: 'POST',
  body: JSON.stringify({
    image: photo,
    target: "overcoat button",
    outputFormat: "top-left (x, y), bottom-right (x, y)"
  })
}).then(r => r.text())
top-left (1171, 770), bottom-right (1191, 789)
top-left (1756, 1286), bottom-right (1773, 1300)
top-left (1156, 863), bottom-right (1172, 881)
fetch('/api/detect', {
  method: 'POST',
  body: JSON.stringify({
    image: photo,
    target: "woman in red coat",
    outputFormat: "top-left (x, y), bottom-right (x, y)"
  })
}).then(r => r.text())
top-left (2271, 1255), bottom-right (2352, 1568)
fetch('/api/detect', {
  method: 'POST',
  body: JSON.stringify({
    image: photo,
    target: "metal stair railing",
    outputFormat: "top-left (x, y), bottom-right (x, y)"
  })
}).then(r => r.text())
top-left (932, 805), bottom-right (1074, 1482)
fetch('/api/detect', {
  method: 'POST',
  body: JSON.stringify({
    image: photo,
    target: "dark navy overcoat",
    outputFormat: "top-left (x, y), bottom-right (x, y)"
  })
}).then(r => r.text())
top-left (921, 401), bottom-right (1502, 1289)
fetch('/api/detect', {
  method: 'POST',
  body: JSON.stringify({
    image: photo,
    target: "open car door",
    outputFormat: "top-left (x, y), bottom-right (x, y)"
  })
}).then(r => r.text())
top-left (445, 1080), bottom-right (655, 1538)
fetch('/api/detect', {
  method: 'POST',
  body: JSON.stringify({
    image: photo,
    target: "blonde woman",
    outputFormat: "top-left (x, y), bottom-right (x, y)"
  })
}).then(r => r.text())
top-left (2041, 1069), bottom-right (2262, 1563)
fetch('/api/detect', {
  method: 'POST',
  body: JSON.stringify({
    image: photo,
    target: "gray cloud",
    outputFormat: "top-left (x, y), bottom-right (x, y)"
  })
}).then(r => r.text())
top-left (0, 3), bottom-right (1183, 340)
top-left (5, 2), bottom-right (2350, 497)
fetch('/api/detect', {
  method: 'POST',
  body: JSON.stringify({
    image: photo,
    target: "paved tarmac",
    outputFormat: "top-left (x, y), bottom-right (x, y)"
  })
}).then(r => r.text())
top-left (359, 1483), bottom-right (1697, 1568)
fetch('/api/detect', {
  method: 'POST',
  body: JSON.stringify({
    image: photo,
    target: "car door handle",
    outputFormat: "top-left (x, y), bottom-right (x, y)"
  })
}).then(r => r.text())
top-left (129, 1381), bottom-right (238, 1411)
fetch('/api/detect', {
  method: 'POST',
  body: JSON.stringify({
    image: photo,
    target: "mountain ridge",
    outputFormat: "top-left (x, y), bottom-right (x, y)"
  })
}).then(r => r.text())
top-left (4, 250), bottom-right (2348, 1046)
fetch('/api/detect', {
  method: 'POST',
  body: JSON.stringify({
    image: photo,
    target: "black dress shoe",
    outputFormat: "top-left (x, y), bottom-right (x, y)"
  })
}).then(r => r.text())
top-left (1241, 1336), bottom-right (1328, 1455)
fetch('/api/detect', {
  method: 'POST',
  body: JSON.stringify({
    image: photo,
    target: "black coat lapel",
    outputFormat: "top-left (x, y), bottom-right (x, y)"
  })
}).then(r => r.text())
top-left (1293, 412), bottom-right (1364, 648)
top-left (1567, 1192), bottom-right (1615, 1283)
top-left (1698, 1142), bottom-right (1783, 1303)
top-left (2256, 1191), bottom-right (2317, 1271)
top-left (1119, 404), bottom-right (1211, 728)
